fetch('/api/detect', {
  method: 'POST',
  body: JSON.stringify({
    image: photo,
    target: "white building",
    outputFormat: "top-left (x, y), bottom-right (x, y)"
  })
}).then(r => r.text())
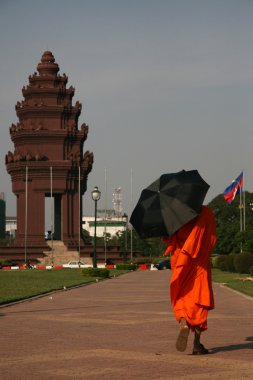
top-left (5, 215), bottom-right (127, 239)
top-left (6, 216), bottom-right (17, 238)
top-left (82, 216), bottom-right (127, 237)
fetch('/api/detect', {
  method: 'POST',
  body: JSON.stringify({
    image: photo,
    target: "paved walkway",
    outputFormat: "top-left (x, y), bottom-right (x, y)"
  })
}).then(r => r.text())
top-left (0, 270), bottom-right (252, 380)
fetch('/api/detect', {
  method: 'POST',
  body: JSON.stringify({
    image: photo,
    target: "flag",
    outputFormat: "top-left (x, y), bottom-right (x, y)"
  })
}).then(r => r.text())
top-left (223, 172), bottom-right (243, 204)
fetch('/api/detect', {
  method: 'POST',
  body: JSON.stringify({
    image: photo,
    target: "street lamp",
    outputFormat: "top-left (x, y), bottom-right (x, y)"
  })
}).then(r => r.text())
top-left (122, 213), bottom-right (128, 262)
top-left (91, 186), bottom-right (101, 268)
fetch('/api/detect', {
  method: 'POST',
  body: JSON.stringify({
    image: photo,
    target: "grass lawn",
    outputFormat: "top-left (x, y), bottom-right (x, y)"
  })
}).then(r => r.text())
top-left (1, 268), bottom-right (252, 306)
top-left (212, 268), bottom-right (253, 297)
top-left (0, 268), bottom-right (128, 305)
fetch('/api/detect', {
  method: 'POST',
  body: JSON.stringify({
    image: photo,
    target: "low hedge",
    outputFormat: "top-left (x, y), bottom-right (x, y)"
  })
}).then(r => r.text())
top-left (234, 252), bottom-right (253, 274)
top-left (214, 252), bottom-right (253, 274)
top-left (81, 268), bottom-right (110, 278)
top-left (115, 263), bottom-right (137, 271)
top-left (226, 253), bottom-right (236, 272)
top-left (213, 254), bottom-right (236, 272)
top-left (152, 257), bottom-right (166, 264)
top-left (214, 255), bottom-right (228, 271)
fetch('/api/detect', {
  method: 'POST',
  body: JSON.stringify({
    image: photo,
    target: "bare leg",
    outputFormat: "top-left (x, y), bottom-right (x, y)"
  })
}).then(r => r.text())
top-left (180, 317), bottom-right (188, 328)
top-left (192, 327), bottom-right (209, 355)
top-left (193, 327), bottom-right (202, 350)
top-left (176, 318), bottom-right (190, 352)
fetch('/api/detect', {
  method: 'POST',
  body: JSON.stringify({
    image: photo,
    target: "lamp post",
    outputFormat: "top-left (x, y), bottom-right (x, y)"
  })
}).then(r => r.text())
top-left (122, 213), bottom-right (128, 262)
top-left (91, 186), bottom-right (101, 268)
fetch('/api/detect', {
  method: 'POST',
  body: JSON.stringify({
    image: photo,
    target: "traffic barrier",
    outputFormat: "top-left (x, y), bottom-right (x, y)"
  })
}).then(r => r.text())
top-left (0, 264), bottom-right (110, 271)
top-left (36, 265), bottom-right (46, 270)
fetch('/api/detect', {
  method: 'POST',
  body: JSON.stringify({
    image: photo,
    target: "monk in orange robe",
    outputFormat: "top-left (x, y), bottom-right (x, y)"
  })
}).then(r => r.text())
top-left (163, 206), bottom-right (216, 355)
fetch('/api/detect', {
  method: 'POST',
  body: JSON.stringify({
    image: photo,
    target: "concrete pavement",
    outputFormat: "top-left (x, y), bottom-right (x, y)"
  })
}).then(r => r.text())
top-left (0, 270), bottom-right (252, 379)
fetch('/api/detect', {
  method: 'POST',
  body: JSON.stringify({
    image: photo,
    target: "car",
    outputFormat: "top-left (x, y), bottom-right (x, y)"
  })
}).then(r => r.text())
top-left (62, 261), bottom-right (91, 269)
top-left (154, 259), bottom-right (171, 270)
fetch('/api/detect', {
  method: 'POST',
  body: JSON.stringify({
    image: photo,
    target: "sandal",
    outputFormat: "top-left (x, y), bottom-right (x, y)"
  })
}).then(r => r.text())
top-left (192, 344), bottom-right (209, 355)
top-left (176, 325), bottom-right (190, 352)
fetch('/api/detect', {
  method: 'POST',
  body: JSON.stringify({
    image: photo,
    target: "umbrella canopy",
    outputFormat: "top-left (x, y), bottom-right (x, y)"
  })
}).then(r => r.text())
top-left (130, 170), bottom-right (210, 238)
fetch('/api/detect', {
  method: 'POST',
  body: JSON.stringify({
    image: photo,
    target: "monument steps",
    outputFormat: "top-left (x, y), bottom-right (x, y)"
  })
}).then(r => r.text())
top-left (39, 240), bottom-right (85, 266)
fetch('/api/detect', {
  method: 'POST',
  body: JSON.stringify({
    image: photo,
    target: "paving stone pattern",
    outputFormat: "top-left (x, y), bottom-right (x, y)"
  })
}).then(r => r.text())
top-left (0, 270), bottom-right (252, 379)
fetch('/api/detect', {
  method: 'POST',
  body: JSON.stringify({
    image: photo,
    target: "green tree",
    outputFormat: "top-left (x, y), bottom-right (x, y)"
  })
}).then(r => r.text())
top-left (107, 228), bottom-right (166, 260)
top-left (82, 229), bottom-right (92, 243)
top-left (208, 191), bottom-right (253, 254)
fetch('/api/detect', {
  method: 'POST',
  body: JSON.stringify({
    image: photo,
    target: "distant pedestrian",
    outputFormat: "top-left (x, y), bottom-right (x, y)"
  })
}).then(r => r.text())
top-left (27, 260), bottom-right (34, 269)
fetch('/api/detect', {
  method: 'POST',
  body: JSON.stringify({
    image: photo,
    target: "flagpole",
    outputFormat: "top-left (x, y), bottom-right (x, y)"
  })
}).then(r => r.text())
top-left (50, 166), bottom-right (54, 266)
top-left (24, 166), bottom-right (28, 264)
top-left (239, 171), bottom-right (245, 252)
top-left (130, 168), bottom-right (133, 263)
top-left (78, 166), bottom-right (81, 264)
top-left (104, 168), bottom-right (107, 265)
top-left (223, 171), bottom-right (244, 252)
top-left (243, 173), bottom-right (246, 232)
top-left (240, 187), bottom-right (243, 233)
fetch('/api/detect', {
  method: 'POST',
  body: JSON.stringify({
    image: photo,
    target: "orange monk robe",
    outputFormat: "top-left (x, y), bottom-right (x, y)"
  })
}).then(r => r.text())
top-left (163, 206), bottom-right (216, 331)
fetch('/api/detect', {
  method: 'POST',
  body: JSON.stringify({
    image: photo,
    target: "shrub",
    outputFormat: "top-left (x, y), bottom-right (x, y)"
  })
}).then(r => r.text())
top-left (152, 257), bottom-right (165, 264)
top-left (0, 260), bottom-right (9, 267)
top-left (81, 268), bottom-right (110, 278)
top-left (226, 253), bottom-right (236, 272)
top-left (215, 255), bottom-right (228, 271)
top-left (234, 252), bottom-right (253, 274)
top-left (211, 256), bottom-right (219, 268)
top-left (115, 263), bottom-right (137, 271)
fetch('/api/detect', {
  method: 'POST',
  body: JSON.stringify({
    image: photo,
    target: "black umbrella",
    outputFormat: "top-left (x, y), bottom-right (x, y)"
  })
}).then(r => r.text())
top-left (130, 170), bottom-right (209, 238)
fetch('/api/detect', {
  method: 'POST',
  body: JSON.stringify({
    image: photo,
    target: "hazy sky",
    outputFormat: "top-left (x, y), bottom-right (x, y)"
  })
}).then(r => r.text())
top-left (1, 0), bottom-right (253, 224)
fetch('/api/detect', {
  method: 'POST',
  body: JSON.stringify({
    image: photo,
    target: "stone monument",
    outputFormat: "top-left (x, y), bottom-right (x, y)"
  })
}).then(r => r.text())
top-left (5, 51), bottom-right (93, 258)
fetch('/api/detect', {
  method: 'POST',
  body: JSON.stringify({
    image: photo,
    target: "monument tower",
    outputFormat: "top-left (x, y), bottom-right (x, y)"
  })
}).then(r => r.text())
top-left (6, 51), bottom-right (93, 253)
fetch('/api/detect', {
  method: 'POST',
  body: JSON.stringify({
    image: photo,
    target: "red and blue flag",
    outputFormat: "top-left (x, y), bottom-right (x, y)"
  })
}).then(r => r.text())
top-left (223, 172), bottom-right (244, 204)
